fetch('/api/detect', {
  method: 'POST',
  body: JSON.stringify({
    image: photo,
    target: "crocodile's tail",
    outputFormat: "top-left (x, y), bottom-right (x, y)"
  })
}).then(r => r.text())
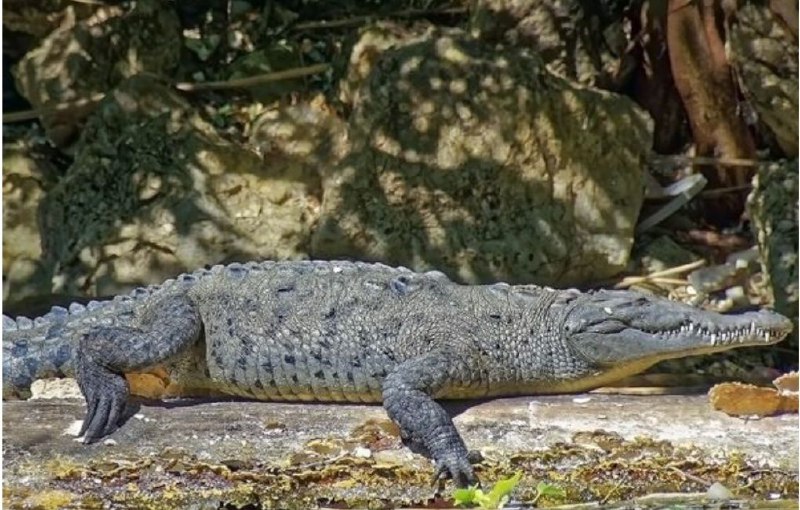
top-left (3, 292), bottom-right (150, 399)
top-left (3, 307), bottom-right (78, 398)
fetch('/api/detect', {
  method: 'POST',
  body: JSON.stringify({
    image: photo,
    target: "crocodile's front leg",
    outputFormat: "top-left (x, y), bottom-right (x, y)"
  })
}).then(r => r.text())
top-left (382, 350), bottom-right (478, 487)
top-left (76, 292), bottom-right (202, 442)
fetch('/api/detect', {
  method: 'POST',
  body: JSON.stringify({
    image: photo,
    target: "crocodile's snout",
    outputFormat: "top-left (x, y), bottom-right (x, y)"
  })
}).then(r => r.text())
top-left (564, 290), bottom-right (791, 366)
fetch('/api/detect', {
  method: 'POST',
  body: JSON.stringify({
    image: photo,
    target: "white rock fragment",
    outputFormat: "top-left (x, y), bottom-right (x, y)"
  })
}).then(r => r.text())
top-left (572, 396), bottom-right (592, 404)
top-left (706, 482), bottom-right (733, 501)
top-left (63, 420), bottom-right (84, 437)
top-left (353, 447), bottom-right (372, 458)
top-left (30, 378), bottom-right (83, 400)
top-left (103, 438), bottom-right (117, 446)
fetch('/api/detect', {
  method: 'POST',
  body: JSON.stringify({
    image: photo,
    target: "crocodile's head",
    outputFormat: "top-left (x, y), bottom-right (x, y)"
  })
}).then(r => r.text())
top-left (563, 289), bottom-right (792, 368)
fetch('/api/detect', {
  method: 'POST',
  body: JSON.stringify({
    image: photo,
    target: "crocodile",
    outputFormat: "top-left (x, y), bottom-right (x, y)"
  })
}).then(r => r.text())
top-left (2, 260), bottom-right (792, 486)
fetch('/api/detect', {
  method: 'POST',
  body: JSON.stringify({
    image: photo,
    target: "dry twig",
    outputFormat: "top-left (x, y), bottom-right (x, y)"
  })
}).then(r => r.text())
top-left (614, 260), bottom-right (706, 289)
top-left (290, 7), bottom-right (467, 31)
top-left (174, 63), bottom-right (330, 92)
top-left (3, 64), bottom-right (331, 124)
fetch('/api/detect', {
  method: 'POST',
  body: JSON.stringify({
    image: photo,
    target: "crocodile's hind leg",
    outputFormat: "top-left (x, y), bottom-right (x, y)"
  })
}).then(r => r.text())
top-left (382, 349), bottom-right (478, 488)
top-left (76, 293), bottom-right (201, 442)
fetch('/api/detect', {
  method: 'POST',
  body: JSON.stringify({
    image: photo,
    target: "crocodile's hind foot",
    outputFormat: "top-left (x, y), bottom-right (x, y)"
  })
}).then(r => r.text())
top-left (77, 336), bottom-right (130, 442)
top-left (75, 293), bottom-right (203, 442)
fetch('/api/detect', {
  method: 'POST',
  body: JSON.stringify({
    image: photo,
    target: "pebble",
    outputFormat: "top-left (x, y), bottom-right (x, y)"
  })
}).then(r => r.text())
top-left (353, 447), bottom-right (372, 458)
top-left (706, 482), bottom-right (733, 501)
top-left (30, 378), bottom-right (83, 400)
top-left (63, 420), bottom-right (83, 437)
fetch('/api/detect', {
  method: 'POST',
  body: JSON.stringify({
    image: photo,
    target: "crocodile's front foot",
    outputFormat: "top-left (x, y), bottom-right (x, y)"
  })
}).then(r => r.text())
top-left (432, 450), bottom-right (478, 487)
top-left (383, 350), bottom-right (480, 488)
top-left (400, 424), bottom-right (479, 487)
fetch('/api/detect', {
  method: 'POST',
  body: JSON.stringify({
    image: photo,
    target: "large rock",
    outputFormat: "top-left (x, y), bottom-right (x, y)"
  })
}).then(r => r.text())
top-left (2, 139), bottom-right (57, 306)
top-left (3, 0), bottom-right (99, 55)
top-left (470, 0), bottom-right (628, 87)
top-left (6, 25), bottom-right (651, 302)
top-left (3, 395), bottom-right (797, 507)
top-left (748, 160), bottom-right (799, 346)
top-left (35, 74), bottom-right (323, 299)
top-left (729, 3), bottom-right (798, 156)
top-left (12, 0), bottom-right (181, 146)
top-left (314, 29), bottom-right (651, 285)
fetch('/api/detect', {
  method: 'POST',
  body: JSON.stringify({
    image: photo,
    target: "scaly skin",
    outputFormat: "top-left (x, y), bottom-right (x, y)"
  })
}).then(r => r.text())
top-left (3, 260), bottom-right (793, 487)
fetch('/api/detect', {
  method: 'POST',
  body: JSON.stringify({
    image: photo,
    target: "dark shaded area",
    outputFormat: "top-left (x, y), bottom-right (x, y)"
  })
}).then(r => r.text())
top-left (0, 1), bottom-right (788, 284)
top-left (666, 0), bottom-right (757, 223)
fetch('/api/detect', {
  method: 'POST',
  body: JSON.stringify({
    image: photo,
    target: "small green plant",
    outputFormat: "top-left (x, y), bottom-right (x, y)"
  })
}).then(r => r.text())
top-left (453, 473), bottom-right (566, 509)
top-left (531, 481), bottom-right (566, 505)
top-left (453, 471), bottom-right (522, 509)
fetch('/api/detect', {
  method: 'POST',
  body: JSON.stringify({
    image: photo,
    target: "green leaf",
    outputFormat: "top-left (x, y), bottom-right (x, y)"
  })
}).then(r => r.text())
top-left (535, 481), bottom-right (566, 499)
top-left (483, 471), bottom-right (522, 509)
top-left (453, 486), bottom-right (479, 506)
top-left (451, 473), bottom-right (524, 509)
top-left (473, 490), bottom-right (493, 508)
top-left (491, 471), bottom-right (523, 497)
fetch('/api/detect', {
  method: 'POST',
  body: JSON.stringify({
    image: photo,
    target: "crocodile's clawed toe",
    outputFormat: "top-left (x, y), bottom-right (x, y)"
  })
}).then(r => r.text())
top-left (77, 362), bottom-right (129, 443)
top-left (432, 454), bottom-right (479, 488)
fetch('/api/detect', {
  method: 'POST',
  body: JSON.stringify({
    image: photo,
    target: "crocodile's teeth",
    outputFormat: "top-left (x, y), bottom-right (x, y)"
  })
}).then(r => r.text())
top-left (765, 332), bottom-right (771, 342)
top-left (710, 333), bottom-right (717, 345)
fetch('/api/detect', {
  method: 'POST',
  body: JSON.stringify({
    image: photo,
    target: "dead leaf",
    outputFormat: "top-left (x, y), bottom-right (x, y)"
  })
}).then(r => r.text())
top-left (709, 381), bottom-right (798, 416)
top-left (773, 372), bottom-right (798, 393)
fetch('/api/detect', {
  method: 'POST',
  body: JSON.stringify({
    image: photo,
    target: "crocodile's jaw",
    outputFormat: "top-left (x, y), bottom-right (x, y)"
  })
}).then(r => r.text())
top-left (564, 289), bottom-right (792, 368)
